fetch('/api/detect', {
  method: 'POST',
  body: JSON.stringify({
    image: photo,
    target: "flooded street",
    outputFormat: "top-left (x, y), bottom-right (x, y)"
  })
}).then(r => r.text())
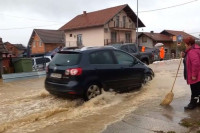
top-left (0, 59), bottom-right (190, 133)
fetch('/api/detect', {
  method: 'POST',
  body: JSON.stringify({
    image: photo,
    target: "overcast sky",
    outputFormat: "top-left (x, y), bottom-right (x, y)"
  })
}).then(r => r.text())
top-left (0, 0), bottom-right (200, 46)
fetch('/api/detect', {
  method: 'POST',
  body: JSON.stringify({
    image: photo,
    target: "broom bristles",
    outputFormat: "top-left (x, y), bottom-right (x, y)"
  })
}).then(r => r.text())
top-left (160, 92), bottom-right (174, 105)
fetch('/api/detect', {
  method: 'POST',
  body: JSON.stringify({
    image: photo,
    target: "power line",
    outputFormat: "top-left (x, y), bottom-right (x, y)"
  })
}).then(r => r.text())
top-left (1, 0), bottom-right (198, 23)
top-left (0, 23), bottom-right (63, 30)
top-left (139, 0), bottom-right (198, 13)
top-left (0, 0), bottom-right (198, 31)
top-left (0, 13), bottom-right (64, 23)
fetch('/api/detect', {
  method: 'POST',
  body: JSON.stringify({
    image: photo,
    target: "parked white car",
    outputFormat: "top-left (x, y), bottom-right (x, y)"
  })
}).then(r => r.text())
top-left (32, 56), bottom-right (52, 71)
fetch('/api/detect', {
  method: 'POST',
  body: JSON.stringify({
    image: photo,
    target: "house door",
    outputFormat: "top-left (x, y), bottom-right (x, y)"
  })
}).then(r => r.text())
top-left (77, 34), bottom-right (82, 47)
top-left (111, 32), bottom-right (117, 43)
top-left (125, 32), bottom-right (131, 43)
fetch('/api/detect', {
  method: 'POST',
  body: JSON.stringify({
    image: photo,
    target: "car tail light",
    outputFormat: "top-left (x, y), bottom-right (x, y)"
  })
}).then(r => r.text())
top-left (65, 68), bottom-right (82, 76)
top-left (68, 92), bottom-right (77, 94)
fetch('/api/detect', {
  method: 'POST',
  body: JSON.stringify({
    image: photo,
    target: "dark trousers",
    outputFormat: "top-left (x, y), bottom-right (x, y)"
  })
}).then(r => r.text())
top-left (191, 81), bottom-right (200, 98)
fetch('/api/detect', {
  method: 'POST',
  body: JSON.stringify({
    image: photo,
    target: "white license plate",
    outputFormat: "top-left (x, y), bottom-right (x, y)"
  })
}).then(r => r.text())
top-left (50, 73), bottom-right (62, 78)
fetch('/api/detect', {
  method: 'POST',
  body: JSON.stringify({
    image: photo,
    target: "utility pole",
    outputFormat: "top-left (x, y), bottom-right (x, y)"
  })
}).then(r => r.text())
top-left (136, 0), bottom-right (139, 47)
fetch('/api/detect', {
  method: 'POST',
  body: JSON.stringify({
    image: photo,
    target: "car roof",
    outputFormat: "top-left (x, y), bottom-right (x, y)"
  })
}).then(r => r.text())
top-left (60, 46), bottom-right (115, 54)
top-left (110, 43), bottom-right (136, 48)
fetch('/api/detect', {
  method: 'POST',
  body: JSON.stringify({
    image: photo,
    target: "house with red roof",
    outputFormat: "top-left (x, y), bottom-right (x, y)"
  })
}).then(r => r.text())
top-left (28, 29), bottom-right (65, 56)
top-left (59, 4), bottom-right (145, 47)
top-left (138, 31), bottom-right (172, 48)
top-left (138, 30), bottom-right (198, 58)
top-left (4, 42), bottom-right (26, 57)
top-left (138, 31), bottom-right (172, 54)
top-left (160, 30), bottom-right (199, 41)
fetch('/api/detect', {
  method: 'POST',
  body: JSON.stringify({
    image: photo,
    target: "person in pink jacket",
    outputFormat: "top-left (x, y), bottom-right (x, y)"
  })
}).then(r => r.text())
top-left (183, 37), bottom-right (200, 110)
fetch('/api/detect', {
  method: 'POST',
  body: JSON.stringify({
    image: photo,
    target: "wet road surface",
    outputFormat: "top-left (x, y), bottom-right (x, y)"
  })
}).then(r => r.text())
top-left (0, 59), bottom-right (197, 133)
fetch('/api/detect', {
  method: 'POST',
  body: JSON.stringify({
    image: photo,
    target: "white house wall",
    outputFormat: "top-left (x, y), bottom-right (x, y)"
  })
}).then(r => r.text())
top-left (65, 27), bottom-right (104, 47)
top-left (104, 10), bottom-right (136, 43)
top-left (138, 36), bottom-right (154, 48)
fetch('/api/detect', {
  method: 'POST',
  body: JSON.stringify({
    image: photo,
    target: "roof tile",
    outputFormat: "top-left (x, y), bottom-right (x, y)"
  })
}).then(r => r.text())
top-left (34, 29), bottom-right (65, 44)
top-left (59, 4), bottom-right (145, 30)
top-left (161, 30), bottom-right (198, 40)
top-left (140, 32), bottom-right (172, 41)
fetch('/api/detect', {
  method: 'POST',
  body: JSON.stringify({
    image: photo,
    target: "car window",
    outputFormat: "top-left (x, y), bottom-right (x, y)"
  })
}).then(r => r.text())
top-left (35, 57), bottom-right (50, 65)
top-left (36, 58), bottom-right (44, 64)
top-left (121, 45), bottom-right (129, 52)
top-left (51, 53), bottom-right (80, 66)
top-left (45, 58), bottom-right (50, 63)
top-left (90, 51), bottom-right (115, 64)
top-left (113, 51), bottom-right (136, 65)
top-left (128, 45), bottom-right (137, 53)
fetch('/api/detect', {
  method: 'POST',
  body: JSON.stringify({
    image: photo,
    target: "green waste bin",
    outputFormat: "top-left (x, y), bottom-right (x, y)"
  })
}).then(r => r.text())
top-left (14, 58), bottom-right (32, 73)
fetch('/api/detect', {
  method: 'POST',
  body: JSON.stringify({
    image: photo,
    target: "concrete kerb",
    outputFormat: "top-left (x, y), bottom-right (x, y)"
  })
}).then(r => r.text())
top-left (2, 71), bottom-right (46, 82)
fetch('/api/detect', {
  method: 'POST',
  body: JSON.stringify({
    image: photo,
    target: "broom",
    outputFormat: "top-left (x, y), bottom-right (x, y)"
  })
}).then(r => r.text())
top-left (160, 58), bottom-right (182, 105)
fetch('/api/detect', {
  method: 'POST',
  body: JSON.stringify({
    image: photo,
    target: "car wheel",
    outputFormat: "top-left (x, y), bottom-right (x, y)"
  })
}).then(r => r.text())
top-left (143, 74), bottom-right (152, 84)
top-left (84, 83), bottom-right (101, 101)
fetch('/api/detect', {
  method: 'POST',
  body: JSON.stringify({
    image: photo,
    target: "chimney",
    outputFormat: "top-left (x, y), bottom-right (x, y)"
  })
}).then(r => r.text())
top-left (83, 11), bottom-right (87, 16)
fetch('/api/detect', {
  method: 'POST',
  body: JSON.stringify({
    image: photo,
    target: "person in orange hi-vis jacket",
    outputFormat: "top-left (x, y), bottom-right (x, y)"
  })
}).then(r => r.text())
top-left (159, 47), bottom-right (165, 61)
top-left (141, 46), bottom-right (145, 52)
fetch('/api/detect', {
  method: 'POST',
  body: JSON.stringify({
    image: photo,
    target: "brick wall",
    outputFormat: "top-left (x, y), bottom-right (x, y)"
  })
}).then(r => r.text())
top-left (5, 43), bottom-right (19, 56)
top-left (45, 43), bottom-right (64, 53)
top-left (31, 34), bottom-right (45, 54)
top-left (31, 34), bottom-right (64, 55)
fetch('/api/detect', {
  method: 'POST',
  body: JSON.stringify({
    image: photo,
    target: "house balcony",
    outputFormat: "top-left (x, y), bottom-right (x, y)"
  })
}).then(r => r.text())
top-left (108, 21), bottom-right (135, 30)
top-left (104, 39), bottom-right (133, 45)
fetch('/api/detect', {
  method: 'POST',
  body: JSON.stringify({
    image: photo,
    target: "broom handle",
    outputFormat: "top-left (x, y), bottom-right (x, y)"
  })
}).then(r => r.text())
top-left (170, 58), bottom-right (183, 92)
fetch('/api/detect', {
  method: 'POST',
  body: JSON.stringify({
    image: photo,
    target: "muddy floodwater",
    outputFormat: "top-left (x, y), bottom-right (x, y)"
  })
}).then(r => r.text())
top-left (0, 59), bottom-right (189, 133)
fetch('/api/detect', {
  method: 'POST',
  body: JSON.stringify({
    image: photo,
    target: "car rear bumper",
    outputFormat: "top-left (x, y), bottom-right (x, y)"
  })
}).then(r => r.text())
top-left (45, 80), bottom-right (84, 96)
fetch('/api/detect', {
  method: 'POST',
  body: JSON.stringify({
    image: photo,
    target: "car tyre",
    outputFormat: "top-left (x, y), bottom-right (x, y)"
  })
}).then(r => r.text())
top-left (143, 74), bottom-right (152, 84)
top-left (84, 83), bottom-right (102, 101)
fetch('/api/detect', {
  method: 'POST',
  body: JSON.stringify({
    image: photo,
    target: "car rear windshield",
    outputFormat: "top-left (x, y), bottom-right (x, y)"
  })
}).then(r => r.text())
top-left (36, 57), bottom-right (51, 64)
top-left (50, 52), bottom-right (81, 66)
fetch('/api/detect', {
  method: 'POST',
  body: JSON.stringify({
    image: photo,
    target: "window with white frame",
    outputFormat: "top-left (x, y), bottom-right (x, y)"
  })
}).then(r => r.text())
top-left (33, 41), bottom-right (36, 47)
top-left (39, 41), bottom-right (42, 47)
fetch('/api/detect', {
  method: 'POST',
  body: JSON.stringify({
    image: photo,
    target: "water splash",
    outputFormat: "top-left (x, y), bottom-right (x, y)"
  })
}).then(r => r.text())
top-left (0, 59), bottom-right (188, 133)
